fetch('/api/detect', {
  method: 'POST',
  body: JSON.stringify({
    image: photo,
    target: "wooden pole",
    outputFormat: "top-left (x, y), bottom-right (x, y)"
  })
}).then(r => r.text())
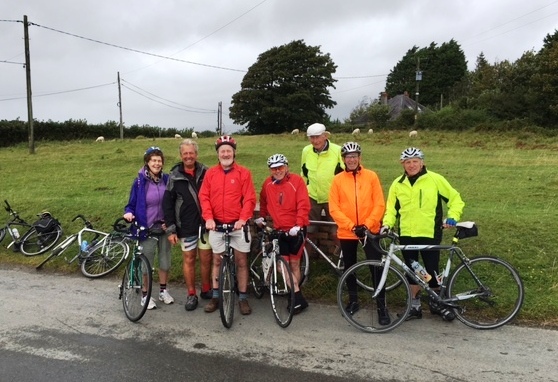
top-left (117, 72), bottom-right (123, 139)
top-left (23, 15), bottom-right (35, 154)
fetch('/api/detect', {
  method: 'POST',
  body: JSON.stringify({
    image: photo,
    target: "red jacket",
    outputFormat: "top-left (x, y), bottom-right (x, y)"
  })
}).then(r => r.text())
top-left (329, 166), bottom-right (385, 239)
top-left (199, 162), bottom-right (256, 224)
top-left (259, 173), bottom-right (310, 231)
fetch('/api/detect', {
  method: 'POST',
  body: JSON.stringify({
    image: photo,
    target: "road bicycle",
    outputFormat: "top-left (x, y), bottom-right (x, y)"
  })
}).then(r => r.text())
top-left (35, 215), bottom-right (129, 278)
top-left (0, 200), bottom-right (62, 256)
top-left (249, 225), bottom-right (296, 328)
top-left (217, 223), bottom-right (250, 329)
top-left (337, 222), bottom-right (525, 333)
top-left (115, 218), bottom-right (153, 322)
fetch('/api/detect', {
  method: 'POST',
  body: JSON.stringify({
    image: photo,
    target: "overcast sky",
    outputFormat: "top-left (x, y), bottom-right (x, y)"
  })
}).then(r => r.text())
top-left (1, 0), bottom-right (557, 133)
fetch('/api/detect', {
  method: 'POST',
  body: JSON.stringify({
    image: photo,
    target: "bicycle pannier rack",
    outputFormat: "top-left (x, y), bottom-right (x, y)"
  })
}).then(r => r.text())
top-left (33, 212), bottom-right (59, 234)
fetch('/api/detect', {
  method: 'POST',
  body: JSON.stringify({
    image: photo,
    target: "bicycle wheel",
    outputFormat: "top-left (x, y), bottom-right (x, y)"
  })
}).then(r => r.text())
top-left (249, 249), bottom-right (265, 299)
top-left (0, 227), bottom-right (6, 244)
top-left (337, 260), bottom-right (411, 333)
top-left (20, 225), bottom-right (62, 256)
top-left (299, 248), bottom-right (310, 287)
top-left (447, 256), bottom-right (524, 330)
top-left (270, 257), bottom-right (295, 328)
top-left (218, 256), bottom-right (235, 328)
top-left (81, 237), bottom-right (129, 278)
top-left (120, 254), bottom-right (152, 322)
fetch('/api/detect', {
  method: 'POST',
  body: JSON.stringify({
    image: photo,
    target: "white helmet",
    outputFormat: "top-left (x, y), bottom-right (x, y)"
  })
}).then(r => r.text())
top-left (341, 142), bottom-right (361, 156)
top-left (400, 147), bottom-right (424, 161)
top-left (306, 123), bottom-right (327, 137)
top-left (267, 153), bottom-right (288, 168)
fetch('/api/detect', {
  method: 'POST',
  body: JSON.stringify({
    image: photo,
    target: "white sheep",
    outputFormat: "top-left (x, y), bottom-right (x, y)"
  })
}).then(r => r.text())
top-left (291, 128), bottom-right (300, 135)
top-left (95, 136), bottom-right (105, 142)
top-left (368, 128), bottom-right (373, 134)
top-left (191, 132), bottom-right (198, 139)
top-left (409, 130), bottom-right (418, 138)
top-left (352, 128), bottom-right (360, 135)
top-left (174, 134), bottom-right (182, 139)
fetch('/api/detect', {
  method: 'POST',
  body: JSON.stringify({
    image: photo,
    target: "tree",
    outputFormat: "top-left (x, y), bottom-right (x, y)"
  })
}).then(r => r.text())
top-left (229, 40), bottom-right (337, 135)
top-left (385, 40), bottom-right (467, 108)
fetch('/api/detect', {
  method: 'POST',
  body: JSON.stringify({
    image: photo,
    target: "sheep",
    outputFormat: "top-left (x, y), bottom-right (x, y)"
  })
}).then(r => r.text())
top-left (291, 128), bottom-right (300, 135)
top-left (368, 128), bottom-right (373, 134)
top-left (95, 136), bottom-right (105, 142)
top-left (352, 128), bottom-right (360, 135)
top-left (409, 130), bottom-right (418, 138)
top-left (191, 132), bottom-right (198, 139)
top-left (174, 134), bottom-right (182, 139)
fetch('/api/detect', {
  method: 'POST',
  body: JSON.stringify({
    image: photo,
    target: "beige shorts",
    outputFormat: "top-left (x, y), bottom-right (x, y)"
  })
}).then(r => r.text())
top-left (208, 229), bottom-right (251, 254)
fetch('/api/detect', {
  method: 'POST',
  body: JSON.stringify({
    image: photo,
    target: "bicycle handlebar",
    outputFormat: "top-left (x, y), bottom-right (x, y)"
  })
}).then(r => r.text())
top-left (215, 223), bottom-right (250, 243)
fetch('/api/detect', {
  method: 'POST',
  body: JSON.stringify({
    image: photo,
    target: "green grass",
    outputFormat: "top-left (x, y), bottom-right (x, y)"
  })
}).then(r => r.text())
top-left (1, 130), bottom-right (557, 328)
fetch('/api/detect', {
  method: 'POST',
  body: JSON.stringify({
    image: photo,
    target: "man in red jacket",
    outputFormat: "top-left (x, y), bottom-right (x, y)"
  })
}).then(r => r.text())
top-left (199, 135), bottom-right (256, 315)
top-left (255, 154), bottom-right (311, 313)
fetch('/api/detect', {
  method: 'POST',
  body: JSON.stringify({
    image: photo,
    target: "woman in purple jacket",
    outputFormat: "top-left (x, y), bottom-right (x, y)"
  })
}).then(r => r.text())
top-left (124, 147), bottom-right (173, 310)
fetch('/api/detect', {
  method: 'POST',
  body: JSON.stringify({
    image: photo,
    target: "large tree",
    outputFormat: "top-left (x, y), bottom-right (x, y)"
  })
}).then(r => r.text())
top-left (229, 40), bottom-right (337, 135)
top-left (385, 39), bottom-right (467, 108)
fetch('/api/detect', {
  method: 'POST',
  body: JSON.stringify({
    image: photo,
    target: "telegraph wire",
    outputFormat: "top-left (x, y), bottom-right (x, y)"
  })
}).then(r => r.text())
top-left (29, 22), bottom-right (247, 73)
top-left (121, 79), bottom-right (216, 113)
top-left (0, 82), bottom-right (115, 102)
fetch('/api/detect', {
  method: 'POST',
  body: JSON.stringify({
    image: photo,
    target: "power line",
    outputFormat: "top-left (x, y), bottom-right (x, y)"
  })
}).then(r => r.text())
top-left (121, 84), bottom-right (216, 114)
top-left (121, 79), bottom-right (216, 113)
top-left (30, 22), bottom-right (247, 73)
top-left (0, 82), bottom-right (116, 102)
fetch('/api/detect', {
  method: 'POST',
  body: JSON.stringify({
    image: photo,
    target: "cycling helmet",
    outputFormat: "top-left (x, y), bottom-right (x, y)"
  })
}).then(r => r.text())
top-left (341, 142), bottom-right (362, 157)
top-left (215, 135), bottom-right (237, 151)
top-left (400, 147), bottom-right (424, 161)
top-left (267, 153), bottom-right (288, 168)
top-left (144, 146), bottom-right (164, 164)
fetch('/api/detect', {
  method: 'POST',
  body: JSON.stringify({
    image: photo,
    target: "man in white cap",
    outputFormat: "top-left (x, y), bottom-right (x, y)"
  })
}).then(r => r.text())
top-left (300, 123), bottom-right (344, 252)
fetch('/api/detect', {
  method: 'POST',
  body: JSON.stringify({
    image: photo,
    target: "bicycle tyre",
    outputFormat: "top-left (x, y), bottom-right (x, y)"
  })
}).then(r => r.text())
top-left (0, 227), bottom-right (6, 244)
top-left (81, 237), bottom-right (129, 278)
top-left (20, 225), bottom-right (62, 256)
top-left (121, 254), bottom-right (152, 322)
top-left (337, 260), bottom-right (411, 333)
top-left (447, 256), bottom-right (524, 330)
top-left (299, 248), bottom-right (310, 287)
top-left (249, 249), bottom-right (265, 299)
top-left (270, 256), bottom-right (295, 328)
top-left (218, 256), bottom-right (235, 328)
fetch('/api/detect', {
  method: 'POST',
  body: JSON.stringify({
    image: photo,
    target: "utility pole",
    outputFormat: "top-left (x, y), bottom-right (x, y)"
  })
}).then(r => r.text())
top-left (23, 15), bottom-right (35, 154)
top-left (217, 101), bottom-right (222, 135)
top-left (117, 72), bottom-right (123, 139)
top-left (414, 56), bottom-right (422, 122)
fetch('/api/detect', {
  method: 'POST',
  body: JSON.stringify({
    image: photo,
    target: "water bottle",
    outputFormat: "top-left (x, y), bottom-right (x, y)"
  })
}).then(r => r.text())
top-left (12, 228), bottom-right (20, 239)
top-left (262, 256), bottom-right (271, 280)
top-left (411, 260), bottom-right (432, 282)
top-left (80, 240), bottom-right (89, 253)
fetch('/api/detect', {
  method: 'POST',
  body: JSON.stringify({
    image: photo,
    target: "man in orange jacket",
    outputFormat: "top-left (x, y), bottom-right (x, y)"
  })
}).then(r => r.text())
top-left (329, 142), bottom-right (390, 325)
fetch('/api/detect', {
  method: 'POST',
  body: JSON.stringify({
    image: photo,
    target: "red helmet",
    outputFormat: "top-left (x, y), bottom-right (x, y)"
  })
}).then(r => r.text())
top-left (215, 135), bottom-right (237, 151)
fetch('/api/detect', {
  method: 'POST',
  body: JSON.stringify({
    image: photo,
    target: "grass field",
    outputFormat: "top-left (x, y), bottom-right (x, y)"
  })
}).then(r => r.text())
top-left (1, 130), bottom-right (557, 327)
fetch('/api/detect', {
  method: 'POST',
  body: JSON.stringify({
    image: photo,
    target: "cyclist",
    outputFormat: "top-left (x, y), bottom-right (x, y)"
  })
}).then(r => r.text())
top-left (255, 153), bottom-right (310, 313)
top-left (163, 139), bottom-right (212, 312)
top-left (329, 142), bottom-right (390, 325)
top-left (123, 146), bottom-right (173, 310)
top-left (199, 135), bottom-right (256, 315)
top-left (300, 123), bottom-right (344, 253)
top-left (382, 147), bottom-right (465, 321)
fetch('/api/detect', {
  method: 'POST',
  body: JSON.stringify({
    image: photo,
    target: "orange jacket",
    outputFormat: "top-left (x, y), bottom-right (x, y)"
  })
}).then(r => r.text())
top-left (329, 166), bottom-right (385, 239)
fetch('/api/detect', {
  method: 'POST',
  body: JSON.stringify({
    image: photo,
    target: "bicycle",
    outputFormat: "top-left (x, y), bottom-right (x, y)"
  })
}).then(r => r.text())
top-left (115, 218), bottom-right (153, 322)
top-left (249, 225), bottom-right (296, 328)
top-left (0, 200), bottom-right (62, 256)
top-left (300, 220), bottom-right (399, 291)
top-left (216, 223), bottom-right (250, 329)
top-left (35, 215), bottom-right (129, 279)
top-left (337, 222), bottom-right (525, 333)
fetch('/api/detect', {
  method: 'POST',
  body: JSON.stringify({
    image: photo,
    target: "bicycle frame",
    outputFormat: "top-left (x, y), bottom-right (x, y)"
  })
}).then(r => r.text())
top-left (0, 200), bottom-right (34, 249)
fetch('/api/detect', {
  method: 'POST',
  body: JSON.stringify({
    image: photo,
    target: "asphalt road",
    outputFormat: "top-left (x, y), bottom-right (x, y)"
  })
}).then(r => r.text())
top-left (0, 265), bottom-right (557, 382)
